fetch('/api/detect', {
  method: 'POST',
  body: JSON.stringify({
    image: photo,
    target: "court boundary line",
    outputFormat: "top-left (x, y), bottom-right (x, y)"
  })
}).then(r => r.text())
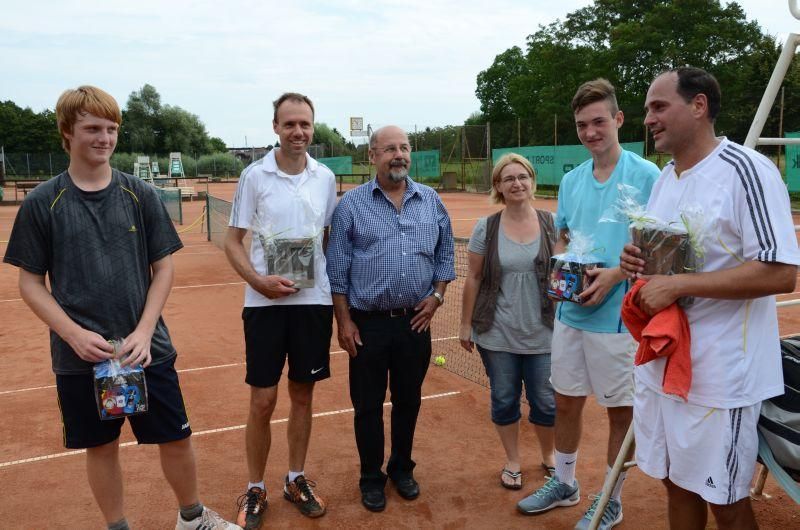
top-left (0, 391), bottom-right (461, 469)
top-left (0, 336), bottom-right (461, 396)
top-left (0, 281), bottom-right (248, 303)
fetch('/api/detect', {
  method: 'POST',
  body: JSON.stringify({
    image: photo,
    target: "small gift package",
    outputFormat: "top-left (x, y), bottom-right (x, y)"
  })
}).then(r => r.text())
top-left (263, 237), bottom-right (315, 289)
top-left (251, 198), bottom-right (321, 290)
top-left (547, 232), bottom-right (604, 304)
top-left (93, 339), bottom-right (148, 420)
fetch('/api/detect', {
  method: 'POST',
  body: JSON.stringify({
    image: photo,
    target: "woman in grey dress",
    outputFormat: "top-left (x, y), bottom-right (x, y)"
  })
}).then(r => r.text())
top-left (459, 153), bottom-right (557, 490)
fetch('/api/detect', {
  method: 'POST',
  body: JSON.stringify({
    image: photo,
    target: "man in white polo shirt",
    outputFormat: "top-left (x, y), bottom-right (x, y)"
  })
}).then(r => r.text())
top-left (225, 93), bottom-right (337, 528)
top-left (621, 67), bottom-right (800, 529)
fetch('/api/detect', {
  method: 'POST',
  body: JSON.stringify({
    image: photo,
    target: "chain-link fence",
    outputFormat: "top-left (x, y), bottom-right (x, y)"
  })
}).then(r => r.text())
top-left (0, 151), bottom-right (246, 181)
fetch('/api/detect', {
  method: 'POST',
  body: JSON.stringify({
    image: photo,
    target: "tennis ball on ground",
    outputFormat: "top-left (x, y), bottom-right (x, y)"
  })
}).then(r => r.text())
top-left (434, 355), bottom-right (446, 366)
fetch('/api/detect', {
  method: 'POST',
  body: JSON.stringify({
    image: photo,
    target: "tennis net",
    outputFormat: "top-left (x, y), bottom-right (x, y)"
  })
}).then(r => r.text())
top-left (154, 186), bottom-right (182, 224)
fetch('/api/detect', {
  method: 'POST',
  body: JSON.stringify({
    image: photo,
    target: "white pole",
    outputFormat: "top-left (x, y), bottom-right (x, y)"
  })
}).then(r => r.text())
top-left (791, 0), bottom-right (800, 19)
top-left (744, 33), bottom-right (800, 148)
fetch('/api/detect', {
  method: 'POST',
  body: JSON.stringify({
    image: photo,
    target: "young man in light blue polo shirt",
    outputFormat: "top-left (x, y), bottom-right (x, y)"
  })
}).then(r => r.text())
top-left (518, 79), bottom-right (659, 529)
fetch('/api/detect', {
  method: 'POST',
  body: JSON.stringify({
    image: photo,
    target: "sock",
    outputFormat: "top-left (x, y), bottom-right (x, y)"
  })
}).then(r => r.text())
top-left (288, 470), bottom-right (304, 482)
top-left (179, 502), bottom-right (204, 521)
top-left (248, 481), bottom-right (265, 491)
top-left (555, 450), bottom-right (578, 485)
top-left (607, 465), bottom-right (627, 502)
top-left (107, 519), bottom-right (130, 530)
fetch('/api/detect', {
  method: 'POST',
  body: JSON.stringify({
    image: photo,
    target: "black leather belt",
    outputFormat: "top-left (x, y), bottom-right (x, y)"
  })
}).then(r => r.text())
top-left (350, 307), bottom-right (417, 318)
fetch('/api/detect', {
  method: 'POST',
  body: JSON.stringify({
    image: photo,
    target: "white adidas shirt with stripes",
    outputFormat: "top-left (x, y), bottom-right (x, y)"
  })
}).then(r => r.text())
top-left (634, 137), bottom-right (800, 409)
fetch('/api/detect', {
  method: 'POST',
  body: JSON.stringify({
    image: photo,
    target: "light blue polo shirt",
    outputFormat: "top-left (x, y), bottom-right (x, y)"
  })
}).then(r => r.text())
top-left (555, 149), bottom-right (659, 333)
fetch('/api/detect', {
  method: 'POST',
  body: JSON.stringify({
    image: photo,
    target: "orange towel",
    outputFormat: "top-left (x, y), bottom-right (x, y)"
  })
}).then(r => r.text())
top-left (621, 279), bottom-right (692, 401)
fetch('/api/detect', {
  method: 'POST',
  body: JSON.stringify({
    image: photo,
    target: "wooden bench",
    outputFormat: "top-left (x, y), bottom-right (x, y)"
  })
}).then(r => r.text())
top-left (178, 186), bottom-right (197, 201)
top-left (14, 181), bottom-right (43, 201)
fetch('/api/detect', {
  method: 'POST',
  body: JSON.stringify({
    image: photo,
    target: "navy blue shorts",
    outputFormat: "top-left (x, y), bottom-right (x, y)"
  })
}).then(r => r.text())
top-left (243, 305), bottom-right (333, 388)
top-left (56, 356), bottom-right (191, 449)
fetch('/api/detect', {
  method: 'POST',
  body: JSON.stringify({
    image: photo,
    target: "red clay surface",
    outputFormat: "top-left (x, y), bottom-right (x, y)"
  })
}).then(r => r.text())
top-left (1, 191), bottom-right (799, 529)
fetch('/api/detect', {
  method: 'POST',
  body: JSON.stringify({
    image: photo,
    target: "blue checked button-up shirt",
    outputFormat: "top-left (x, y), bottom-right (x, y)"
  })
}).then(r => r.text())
top-left (327, 177), bottom-right (456, 311)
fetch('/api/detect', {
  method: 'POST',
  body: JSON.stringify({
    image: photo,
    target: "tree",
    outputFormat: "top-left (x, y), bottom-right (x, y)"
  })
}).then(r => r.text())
top-left (312, 123), bottom-right (350, 157)
top-left (209, 137), bottom-right (227, 152)
top-left (474, 0), bottom-right (798, 147)
top-left (119, 84), bottom-right (162, 153)
top-left (158, 105), bottom-right (211, 154)
top-left (0, 101), bottom-right (61, 152)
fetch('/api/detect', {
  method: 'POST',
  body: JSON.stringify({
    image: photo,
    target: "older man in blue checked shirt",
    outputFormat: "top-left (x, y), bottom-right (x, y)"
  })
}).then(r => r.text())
top-left (327, 125), bottom-right (456, 512)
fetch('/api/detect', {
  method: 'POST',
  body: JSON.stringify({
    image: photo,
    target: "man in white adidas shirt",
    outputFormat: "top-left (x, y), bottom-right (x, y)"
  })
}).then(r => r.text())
top-left (621, 67), bottom-right (800, 529)
top-left (225, 93), bottom-right (336, 528)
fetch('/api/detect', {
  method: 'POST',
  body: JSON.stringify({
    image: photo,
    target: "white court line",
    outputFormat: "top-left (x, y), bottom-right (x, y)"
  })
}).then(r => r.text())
top-left (172, 281), bottom-right (244, 290)
top-left (0, 338), bottom-right (460, 396)
top-left (0, 281), bottom-right (247, 303)
top-left (0, 391), bottom-right (460, 469)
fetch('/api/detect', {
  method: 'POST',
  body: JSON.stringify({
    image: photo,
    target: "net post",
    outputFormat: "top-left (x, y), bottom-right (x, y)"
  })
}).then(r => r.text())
top-left (206, 193), bottom-right (212, 242)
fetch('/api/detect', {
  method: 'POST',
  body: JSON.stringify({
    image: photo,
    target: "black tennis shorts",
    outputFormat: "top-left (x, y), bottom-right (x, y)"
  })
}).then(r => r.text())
top-left (242, 304), bottom-right (333, 388)
top-left (55, 356), bottom-right (191, 449)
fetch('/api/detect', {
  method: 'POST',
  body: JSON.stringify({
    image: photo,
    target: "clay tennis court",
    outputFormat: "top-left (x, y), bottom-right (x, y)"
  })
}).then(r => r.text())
top-left (0, 185), bottom-right (798, 528)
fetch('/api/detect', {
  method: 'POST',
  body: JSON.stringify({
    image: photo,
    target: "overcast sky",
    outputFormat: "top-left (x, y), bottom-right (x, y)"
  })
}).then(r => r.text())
top-left (1, 0), bottom-right (797, 148)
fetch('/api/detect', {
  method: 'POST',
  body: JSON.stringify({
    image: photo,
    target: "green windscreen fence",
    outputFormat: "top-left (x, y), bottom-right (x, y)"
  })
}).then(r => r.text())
top-left (410, 150), bottom-right (440, 179)
top-left (786, 132), bottom-right (800, 192)
top-left (492, 142), bottom-right (645, 186)
top-left (154, 186), bottom-right (182, 224)
top-left (318, 156), bottom-right (353, 175)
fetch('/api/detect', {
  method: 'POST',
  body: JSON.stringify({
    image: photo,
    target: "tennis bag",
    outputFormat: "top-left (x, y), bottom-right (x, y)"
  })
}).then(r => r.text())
top-left (758, 337), bottom-right (800, 480)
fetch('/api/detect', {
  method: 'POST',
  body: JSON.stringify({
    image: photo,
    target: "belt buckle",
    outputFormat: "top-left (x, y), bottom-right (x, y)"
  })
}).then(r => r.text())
top-left (389, 308), bottom-right (407, 318)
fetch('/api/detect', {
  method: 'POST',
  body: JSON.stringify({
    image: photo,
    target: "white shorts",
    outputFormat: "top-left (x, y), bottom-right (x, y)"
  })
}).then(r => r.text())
top-left (550, 319), bottom-right (636, 407)
top-left (633, 383), bottom-right (761, 505)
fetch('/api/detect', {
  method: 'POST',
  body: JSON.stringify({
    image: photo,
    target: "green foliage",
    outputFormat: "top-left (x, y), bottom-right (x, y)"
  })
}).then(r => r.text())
top-left (117, 85), bottom-right (217, 155)
top-left (313, 123), bottom-right (353, 157)
top-left (475, 0), bottom-right (800, 147)
top-left (2, 84), bottom-right (223, 156)
top-left (0, 101), bottom-right (62, 151)
top-left (208, 137), bottom-right (227, 152)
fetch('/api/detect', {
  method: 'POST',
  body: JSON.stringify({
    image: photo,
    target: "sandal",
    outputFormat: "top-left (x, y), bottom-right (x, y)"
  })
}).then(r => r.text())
top-left (500, 468), bottom-right (523, 490)
top-left (541, 463), bottom-right (556, 478)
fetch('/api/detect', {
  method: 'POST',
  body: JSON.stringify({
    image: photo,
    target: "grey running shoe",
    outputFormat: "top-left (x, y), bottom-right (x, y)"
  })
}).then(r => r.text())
top-left (175, 507), bottom-right (242, 530)
top-left (574, 495), bottom-right (623, 530)
top-left (517, 475), bottom-right (580, 515)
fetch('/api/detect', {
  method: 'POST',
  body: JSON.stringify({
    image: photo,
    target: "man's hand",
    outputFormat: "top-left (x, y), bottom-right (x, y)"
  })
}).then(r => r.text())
top-left (635, 275), bottom-right (682, 316)
top-left (458, 323), bottom-right (474, 352)
top-left (253, 275), bottom-right (299, 299)
top-left (120, 328), bottom-right (154, 368)
top-left (411, 295), bottom-right (440, 332)
top-left (580, 267), bottom-right (625, 306)
top-left (65, 328), bottom-right (115, 363)
top-left (620, 243), bottom-right (645, 279)
top-left (337, 318), bottom-right (363, 358)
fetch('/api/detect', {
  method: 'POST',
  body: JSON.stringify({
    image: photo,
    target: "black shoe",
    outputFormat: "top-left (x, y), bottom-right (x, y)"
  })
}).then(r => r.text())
top-left (391, 476), bottom-right (420, 500)
top-left (361, 489), bottom-right (386, 512)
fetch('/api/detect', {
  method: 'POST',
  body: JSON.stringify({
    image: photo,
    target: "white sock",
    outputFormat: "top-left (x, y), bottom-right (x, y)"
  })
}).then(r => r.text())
top-left (247, 481), bottom-right (265, 491)
top-left (287, 470), bottom-right (304, 482)
top-left (607, 466), bottom-right (627, 502)
top-left (555, 450), bottom-right (578, 485)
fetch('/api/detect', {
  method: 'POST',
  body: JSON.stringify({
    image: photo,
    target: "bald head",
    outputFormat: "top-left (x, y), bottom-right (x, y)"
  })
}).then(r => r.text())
top-left (369, 125), bottom-right (407, 148)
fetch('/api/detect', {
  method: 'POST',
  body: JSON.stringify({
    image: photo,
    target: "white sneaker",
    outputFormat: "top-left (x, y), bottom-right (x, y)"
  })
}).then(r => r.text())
top-left (175, 506), bottom-right (243, 530)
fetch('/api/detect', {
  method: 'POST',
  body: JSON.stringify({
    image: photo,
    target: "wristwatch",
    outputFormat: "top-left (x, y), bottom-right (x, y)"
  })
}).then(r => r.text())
top-left (432, 292), bottom-right (445, 305)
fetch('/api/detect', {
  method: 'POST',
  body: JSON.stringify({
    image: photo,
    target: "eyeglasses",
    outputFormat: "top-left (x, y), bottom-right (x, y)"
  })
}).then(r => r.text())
top-left (374, 144), bottom-right (412, 154)
top-left (500, 174), bottom-right (531, 184)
